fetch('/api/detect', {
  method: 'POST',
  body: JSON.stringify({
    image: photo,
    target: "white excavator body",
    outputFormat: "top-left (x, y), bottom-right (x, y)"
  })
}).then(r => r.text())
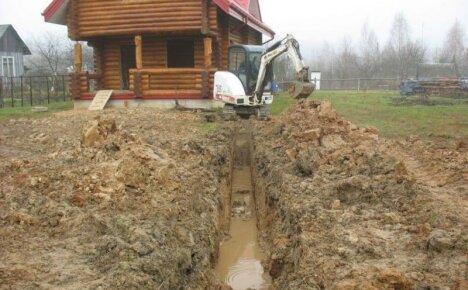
top-left (213, 34), bottom-right (314, 120)
top-left (214, 71), bottom-right (273, 106)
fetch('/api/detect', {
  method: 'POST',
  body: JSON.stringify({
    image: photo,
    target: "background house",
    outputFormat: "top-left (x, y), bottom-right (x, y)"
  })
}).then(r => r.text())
top-left (0, 25), bottom-right (31, 78)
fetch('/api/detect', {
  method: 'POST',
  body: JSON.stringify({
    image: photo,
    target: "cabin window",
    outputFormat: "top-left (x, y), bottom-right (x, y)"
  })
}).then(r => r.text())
top-left (167, 40), bottom-right (194, 68)
top-left (2, 56), bottom-right (15, 77)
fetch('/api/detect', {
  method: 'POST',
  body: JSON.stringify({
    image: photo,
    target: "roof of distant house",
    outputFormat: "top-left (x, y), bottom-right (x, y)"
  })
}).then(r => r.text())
top-left (0, 24), bottom-right (31, 55)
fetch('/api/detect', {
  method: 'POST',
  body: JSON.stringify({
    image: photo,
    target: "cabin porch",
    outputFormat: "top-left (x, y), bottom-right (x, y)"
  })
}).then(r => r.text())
top-left (70, 33), bottom-right (221, 106)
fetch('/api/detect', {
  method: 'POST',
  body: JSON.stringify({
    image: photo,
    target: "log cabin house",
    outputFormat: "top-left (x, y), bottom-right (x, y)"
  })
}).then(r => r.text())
top-left (42, 0), bottom-right (274, 108)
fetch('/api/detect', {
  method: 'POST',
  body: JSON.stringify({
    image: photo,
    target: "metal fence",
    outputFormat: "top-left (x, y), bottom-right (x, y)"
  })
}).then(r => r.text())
top-left (0, 75), bottom-right (70, 108)
top-left (279, 78), bottom-right (400, 91)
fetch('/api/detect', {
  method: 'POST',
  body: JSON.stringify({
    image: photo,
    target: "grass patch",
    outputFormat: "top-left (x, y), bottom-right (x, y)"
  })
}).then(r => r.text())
top-left (270, 93), bottom-right (296, 115)
top-left (191, 121), bottom-right (218, 132)
top-left (0, 101), bottom-right (74, 122)
top-left (270, 90), bottom-right (468, 139)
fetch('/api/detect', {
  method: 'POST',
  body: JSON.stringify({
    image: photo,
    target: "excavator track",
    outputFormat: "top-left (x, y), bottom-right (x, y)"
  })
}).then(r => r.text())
top-left (222, 104), bottom-right (238, 121)
top-left (257, 105), bottom-right (271, 121)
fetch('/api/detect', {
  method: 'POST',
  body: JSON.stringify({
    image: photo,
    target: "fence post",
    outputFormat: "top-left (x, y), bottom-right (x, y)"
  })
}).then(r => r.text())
top-left (46, 76), bottom-right (50, 104)
top-left (10, 77), bottom-right (14, 107)
top-left (20, 76), bottom-right (24, 107)
top-left (357, 79), bottom-right (361, 91)
top-left (62, 75), bottom-right (66, 101)
top-left (29, 76), bottom-right (33, 106)
top-left (0, 77), bottom-right (3, 108)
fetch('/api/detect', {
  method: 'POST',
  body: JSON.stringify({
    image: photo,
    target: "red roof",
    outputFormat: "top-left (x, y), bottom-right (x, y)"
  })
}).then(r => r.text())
top-left (42, 0), bottom-right (274, 37)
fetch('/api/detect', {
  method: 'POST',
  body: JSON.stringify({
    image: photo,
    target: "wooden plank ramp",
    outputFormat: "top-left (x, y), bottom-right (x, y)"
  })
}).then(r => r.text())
top-left (88, 90), bottom-right (113, 111)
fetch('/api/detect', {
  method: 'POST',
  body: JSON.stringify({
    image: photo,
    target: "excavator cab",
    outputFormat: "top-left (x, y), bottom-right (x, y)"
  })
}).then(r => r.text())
top-left (214, 35), bottom-right (313, 120)
top-left (228, 45), bottom-right (273, 96)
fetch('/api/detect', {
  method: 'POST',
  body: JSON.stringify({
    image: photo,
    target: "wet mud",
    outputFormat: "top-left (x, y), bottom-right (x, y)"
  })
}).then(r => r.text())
top-left (215, 130), bottom-right (271, 290)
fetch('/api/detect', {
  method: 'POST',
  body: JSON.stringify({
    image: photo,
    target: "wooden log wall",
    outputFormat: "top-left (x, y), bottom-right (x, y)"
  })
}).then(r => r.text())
top-left (142, 38), bottom-right (166, 68)
top-left (208, 2), bottom-right (218, 33)
top-left (88, 35), bottom-right (217, 92)
top-left (70, 72), bottom-right (101, 98)
top-left (228, 17), bottom-right (262, 46)
top-left (67, 2), bottom-right (265, 98)
top-left (248, 28), bottom-right (262, 45)
top-left (128, 68), bottom-right (217, 96)
top-left (229, 17), bottom-right (244, 44)
top-left (69, 0), bottom-right (203, 39)
top-left (217, 11), bottom-right (230, 70)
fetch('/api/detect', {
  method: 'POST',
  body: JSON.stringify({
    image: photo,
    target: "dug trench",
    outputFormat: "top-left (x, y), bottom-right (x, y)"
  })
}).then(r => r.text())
top-left (214, 127), bottom-right (272, 289)
top-left (0, 102), bottom-right (466, 290)
top-left (215, 100), bottom-right (466, 289)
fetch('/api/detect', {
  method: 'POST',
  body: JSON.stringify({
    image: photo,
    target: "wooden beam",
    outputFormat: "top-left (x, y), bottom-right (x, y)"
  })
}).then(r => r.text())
top-left (134, 71), bottom-right (142, 99)
top-left (74, 43), bottom-right (82, 73)
top-left (135, 35), bottom-right (143, 69)
top-left (201, 70), bottom-right (209, 99)
top-left (70, 73), bottom-right (81, 99)
top-left (204, 37), bottom-right (213, 68)
top-left (201, 0), bottom-right (209, 34)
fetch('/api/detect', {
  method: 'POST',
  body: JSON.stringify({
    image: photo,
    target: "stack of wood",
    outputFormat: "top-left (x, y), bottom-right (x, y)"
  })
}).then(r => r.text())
top-left (419, 78), bottom-right (467, 97)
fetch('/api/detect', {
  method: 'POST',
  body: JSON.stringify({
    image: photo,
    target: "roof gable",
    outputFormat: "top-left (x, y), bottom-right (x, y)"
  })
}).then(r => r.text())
top-left (213, 0), bottom-right (273, 36)
top-left (249, 0), bottom-right (262, 21)
top-left (0, 25), bottom-right (31, 55)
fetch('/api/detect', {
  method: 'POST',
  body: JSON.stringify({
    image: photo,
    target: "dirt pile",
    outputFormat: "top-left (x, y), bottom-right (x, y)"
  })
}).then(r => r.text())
top-left (384, 136), bottom-right (467, 188)
top-left (253, 100), bottom-right (467, 289)
top-left (0, 109), bottom-right (232, 289)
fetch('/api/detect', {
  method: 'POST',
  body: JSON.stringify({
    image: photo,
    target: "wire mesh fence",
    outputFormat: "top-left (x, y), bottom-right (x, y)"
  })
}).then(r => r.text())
top-left (278, 78), bottom-right (400, 92)
top-left (0, 75), bottom-right (70, 108)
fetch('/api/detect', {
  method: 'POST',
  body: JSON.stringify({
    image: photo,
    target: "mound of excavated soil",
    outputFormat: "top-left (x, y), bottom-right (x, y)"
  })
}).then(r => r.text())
top-left (254, 100), bottom-right (467, 289)
top-left (0, 109), bottom-right (232, 290)
top-left (1, 104), bottom-right (466, 290)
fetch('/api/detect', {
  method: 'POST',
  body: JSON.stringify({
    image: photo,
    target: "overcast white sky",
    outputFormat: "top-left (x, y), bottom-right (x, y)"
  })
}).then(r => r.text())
top-left (1, 0), bottom-right (467, 57)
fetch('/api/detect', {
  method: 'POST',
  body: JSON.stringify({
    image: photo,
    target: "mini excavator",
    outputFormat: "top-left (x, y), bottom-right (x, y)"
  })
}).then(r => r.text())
top-left (214, 34), bottom-right (314, 120)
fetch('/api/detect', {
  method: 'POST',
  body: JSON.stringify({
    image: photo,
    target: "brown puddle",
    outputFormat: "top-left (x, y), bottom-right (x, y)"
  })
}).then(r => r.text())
top-left (215, 133), bottom-right (271, 290)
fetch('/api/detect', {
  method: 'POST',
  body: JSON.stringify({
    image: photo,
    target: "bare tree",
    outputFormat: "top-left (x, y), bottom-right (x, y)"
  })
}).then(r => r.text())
top-left (336, 37), bottom-right (358, 80)
top-left (462, 48), bottom-right (468, 76)
top-left (308, 42), bottom-right (337, 79)
top-left (439, 20), bottom-right (465, 66)
top-left (357, 22), bottom-right (380, 78)
top-left (383, 12), bottom-right (426, 79)
top-left (26, 31), bottom-right (94, 76)
top-left (26, 32), bottom-right (74, 76)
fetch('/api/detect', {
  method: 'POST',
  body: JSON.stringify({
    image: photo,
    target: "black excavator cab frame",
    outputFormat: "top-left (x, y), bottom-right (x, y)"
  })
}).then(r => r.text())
top-left (227, 45), bottom-right (273, 96)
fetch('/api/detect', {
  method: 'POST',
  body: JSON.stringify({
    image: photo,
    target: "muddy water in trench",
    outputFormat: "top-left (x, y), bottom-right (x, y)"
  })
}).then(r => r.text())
top-left (215, 132), bottom-right (271, 290)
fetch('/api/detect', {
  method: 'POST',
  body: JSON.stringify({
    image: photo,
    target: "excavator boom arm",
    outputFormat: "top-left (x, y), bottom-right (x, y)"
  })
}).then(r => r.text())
top-left (253, 34), bottom-right (313, 103)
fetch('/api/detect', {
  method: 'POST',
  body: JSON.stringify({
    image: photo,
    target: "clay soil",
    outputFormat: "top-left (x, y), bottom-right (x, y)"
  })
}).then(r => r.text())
top-left (253, 100), bottom-right (467, 290)
top-left (0, 109), bottom-right (232, 289)
top-left (0, 102), bottom-right (466, 290)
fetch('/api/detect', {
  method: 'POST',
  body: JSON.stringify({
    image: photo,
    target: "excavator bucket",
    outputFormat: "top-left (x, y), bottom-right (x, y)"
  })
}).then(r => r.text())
top-left (288, 81), bottom-right (315, 99)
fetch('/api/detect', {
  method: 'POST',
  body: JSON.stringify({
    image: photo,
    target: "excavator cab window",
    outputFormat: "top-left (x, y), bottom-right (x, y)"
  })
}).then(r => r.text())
top-left (228, 45), bottom-right (273, 95)
top-left (228, 48), bottom-right (247, 90)
top-left (248, 53), bottom-right (261, 92)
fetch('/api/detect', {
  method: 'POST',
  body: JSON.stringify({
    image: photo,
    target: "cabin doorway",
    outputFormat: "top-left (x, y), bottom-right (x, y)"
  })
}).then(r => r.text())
top-left (120, 45), bottom-right (136, 90)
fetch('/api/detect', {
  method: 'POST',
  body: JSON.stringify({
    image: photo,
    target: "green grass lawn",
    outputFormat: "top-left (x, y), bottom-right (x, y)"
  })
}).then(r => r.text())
top-left (271, 91), bottom-right (468, 139)
top-left (0, 101), bottom-right (74, 122)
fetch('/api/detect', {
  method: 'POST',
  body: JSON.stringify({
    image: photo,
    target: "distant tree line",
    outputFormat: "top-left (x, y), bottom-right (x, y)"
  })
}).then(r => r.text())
top-left (276, 12), bottom-right (468, 81)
